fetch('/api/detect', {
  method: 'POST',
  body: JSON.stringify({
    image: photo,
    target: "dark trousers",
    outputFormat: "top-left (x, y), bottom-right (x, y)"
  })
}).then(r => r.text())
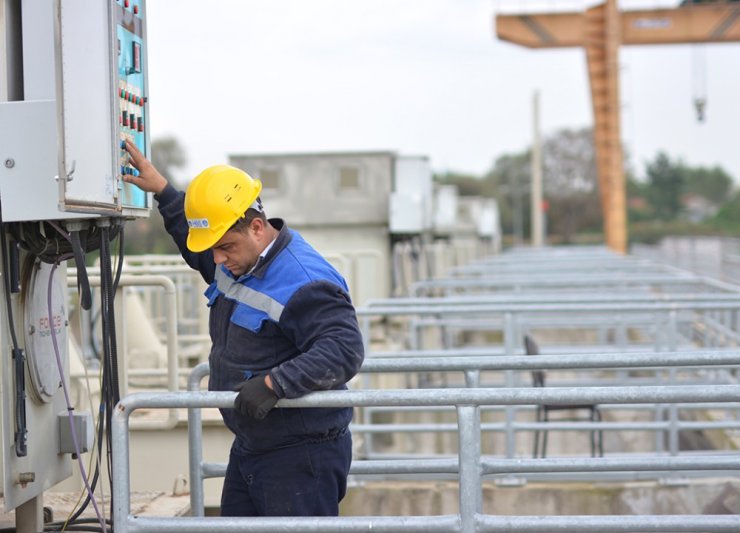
top-left (220, 430), bottom-right (352, 517)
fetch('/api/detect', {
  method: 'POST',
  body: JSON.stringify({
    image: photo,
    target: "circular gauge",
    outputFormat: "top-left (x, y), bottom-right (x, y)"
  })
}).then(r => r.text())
top-left (23, 261), bottom-right (68, 404)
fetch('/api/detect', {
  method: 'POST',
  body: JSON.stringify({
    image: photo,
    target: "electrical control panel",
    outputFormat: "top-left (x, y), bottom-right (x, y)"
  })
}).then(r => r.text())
top-left (57, 0), bottom-right (150, 216)
top-left (0, 0), bottom-right (151, 221)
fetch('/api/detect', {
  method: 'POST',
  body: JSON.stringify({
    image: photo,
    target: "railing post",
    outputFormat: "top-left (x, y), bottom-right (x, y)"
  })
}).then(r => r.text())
top-left (359, 316), bottom-right (374, 459)
top-left (667, 311), bottom-right (679, 456)
top-left (503, 313), bottom-right (516, 458)
top-left (464, 371), bottom-right (480, 388)
top-left (112, 402), bottom-right (132, 533)
top-left (188, 363), bottom-right (210, 517)
top-left (457, 405), bottom-right (481, 533)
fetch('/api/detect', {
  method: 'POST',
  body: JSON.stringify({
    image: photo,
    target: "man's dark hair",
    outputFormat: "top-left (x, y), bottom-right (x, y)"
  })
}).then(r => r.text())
top-left (231, 207), bottom-right (267, 233)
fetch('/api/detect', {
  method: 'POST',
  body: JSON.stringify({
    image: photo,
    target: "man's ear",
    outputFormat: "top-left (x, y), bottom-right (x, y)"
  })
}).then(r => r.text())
top-left (249, 217), bottom-right (265, 237)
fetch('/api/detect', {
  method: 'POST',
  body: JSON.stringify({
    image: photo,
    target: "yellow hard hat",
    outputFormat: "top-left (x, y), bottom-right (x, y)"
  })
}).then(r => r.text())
top-left (184, 165), bottom-right (262, 252)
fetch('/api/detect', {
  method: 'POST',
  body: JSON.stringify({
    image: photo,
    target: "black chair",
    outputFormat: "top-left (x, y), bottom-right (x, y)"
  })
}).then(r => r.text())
top-left (524, 334), bottom-right (604, 458)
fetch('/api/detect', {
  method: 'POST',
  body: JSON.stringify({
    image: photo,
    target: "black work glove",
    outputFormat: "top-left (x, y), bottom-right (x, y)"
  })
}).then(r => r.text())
top-left (234, 377), bottom-right (279, 420)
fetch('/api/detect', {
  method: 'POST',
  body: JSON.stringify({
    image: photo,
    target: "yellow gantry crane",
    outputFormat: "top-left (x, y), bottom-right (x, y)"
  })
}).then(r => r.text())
top-left (496, 0), bottom-right (740, 253)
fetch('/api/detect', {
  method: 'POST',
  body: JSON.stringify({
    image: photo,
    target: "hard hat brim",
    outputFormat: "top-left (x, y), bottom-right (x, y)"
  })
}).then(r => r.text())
top-left (187, 229), bottom-right (222, 253)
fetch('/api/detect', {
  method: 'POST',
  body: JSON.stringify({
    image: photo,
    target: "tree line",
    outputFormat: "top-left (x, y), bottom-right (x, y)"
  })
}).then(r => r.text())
top-left (437, 127), bottom-right (738, 246)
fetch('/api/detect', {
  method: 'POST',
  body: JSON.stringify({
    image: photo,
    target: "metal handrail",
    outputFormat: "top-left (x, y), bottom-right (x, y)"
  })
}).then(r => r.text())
top-left (113, 384), bottom-right (740, 533)
top-left (357, 300), bottom-right (740, 315)
top-left (184, 351), bottom-right (740, 516)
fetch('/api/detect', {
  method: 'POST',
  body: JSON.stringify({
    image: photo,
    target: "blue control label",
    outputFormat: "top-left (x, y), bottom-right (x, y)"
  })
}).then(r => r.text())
top-left (116, 0), bottom-right (147, 209)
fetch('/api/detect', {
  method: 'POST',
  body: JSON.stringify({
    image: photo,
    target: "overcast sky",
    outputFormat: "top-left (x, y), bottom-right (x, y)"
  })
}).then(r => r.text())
top-left (144, 0), bottom-right (740, 186)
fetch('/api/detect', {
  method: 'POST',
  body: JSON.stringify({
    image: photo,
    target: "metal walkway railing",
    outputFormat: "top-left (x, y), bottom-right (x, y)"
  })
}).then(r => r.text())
top-left (112, 383), bottom-right (740, 532)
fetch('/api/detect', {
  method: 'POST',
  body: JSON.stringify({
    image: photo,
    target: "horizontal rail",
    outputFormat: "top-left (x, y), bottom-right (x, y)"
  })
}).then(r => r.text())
top-left (378, 293), bottom-right (740, 305)
top-left (116, 385), bottom-right (740, 411)
top-left (357, 301), bottom-right (740, 316)
top-left (198, 454), bottom-right (740, 478)
top-left (117, 511), bottom-right (740, 533)
top-left (413, 273), bottom-right (699, 285)
top-left (350, 420), bottom-right (740, 433)
top-left (360, 350), bottom-right (740, 372)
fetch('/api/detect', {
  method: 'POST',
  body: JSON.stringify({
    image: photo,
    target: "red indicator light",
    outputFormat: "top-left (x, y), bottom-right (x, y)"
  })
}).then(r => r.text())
top-left (133, 5), bottom-right (139, 14)
top-left (132, 42), bottom-right (141, 73)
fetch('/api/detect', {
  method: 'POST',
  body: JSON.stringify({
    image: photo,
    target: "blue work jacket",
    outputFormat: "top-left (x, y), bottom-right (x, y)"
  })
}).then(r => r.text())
top-left (156, 184), bottom-right (365, 452)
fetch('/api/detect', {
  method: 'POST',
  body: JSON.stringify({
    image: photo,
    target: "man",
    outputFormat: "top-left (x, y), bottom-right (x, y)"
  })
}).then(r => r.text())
top-left (124, 141), bottom-right (365, 516)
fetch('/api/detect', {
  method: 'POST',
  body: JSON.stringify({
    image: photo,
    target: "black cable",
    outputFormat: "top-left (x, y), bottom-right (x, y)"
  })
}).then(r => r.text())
top-left (45, 526), bottom-right (108, 533)
top-left (99, 230), bottom-right (113, 484)
top-left (103, 228), bottom-right (120, 405)
top-left (95, 224), bottom-right (122, 526)
top-left (70, 230), bottom-right (93, 311)
top-left (45, 517), bottom-right (112, 532)
top-left (0, 202), bottom-right (27, 457)
top-left (50, 518), bottom-right (112, 526)
top-left (112, 224), bottom-right (125, 294)
top-left (63, 225), bottom-right (119, 529)
top-left (99, 227), bottom-right (117, 408)
top-left (9, 221), bottom-right (120, 264)
top-left (61, 223), bottom-right (125, 528)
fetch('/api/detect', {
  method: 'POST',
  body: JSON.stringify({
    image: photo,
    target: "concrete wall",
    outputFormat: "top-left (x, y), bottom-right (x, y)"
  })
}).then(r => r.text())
top-left (230, 152), bottom-right (394, 228)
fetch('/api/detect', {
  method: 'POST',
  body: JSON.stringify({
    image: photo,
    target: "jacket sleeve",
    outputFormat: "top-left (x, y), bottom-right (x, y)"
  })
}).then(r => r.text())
top-left (269, 280), bottom-right (365, 399)
top-left (155, 184), bottom-right (216, 283)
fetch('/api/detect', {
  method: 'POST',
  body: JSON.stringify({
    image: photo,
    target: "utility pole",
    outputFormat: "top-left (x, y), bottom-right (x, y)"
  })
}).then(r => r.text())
top-left (531, 90), bottom-right (544, 247)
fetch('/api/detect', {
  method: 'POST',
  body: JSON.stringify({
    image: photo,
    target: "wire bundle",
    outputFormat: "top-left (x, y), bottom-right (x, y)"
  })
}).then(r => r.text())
top-left (0, 215), bottom-right (127, 533)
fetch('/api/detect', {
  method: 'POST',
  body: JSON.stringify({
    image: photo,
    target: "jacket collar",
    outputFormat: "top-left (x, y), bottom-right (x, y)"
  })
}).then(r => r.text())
top-left (245, 218), bottom-right (290, 280)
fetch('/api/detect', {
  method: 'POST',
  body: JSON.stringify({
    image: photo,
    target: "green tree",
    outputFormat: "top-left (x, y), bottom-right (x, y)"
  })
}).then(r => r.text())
top-left (626, 174), bottom-right (653, 222)
top-left (682, 165), bottom-right (733, 204)
top-left (124, 136), bottom-right (187, 255)
top-left (644, 152), bottom-right (685, 221)
top-left (712, 191), bottom-right (740, 232)
top-left (484, 152), bottom-right (531, 244)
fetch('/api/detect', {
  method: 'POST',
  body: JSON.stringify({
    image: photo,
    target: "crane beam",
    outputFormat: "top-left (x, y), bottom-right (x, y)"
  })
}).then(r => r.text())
top-left (497, 3), bottom-right (740, 48)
